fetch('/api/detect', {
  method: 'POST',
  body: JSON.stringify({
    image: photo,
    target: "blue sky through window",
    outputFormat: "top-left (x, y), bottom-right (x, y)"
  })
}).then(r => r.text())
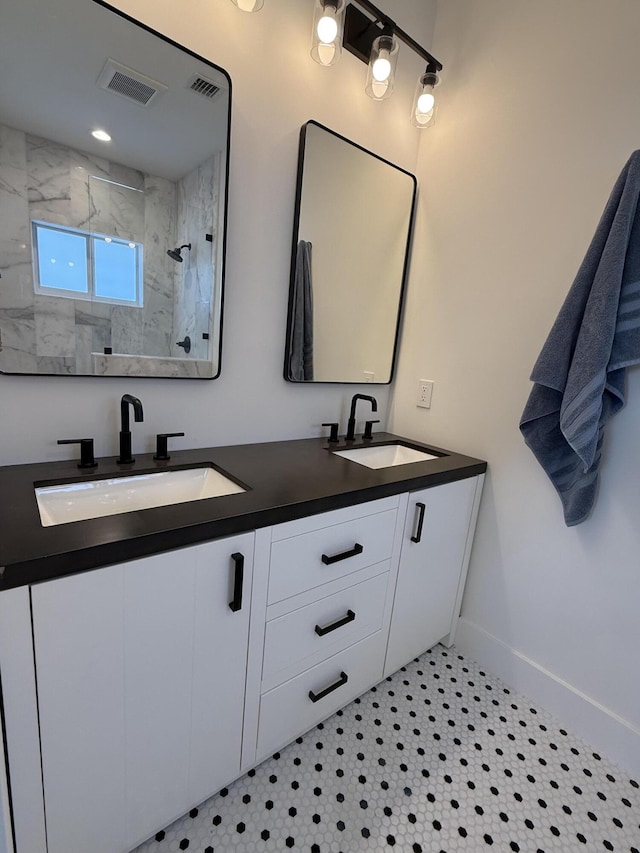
top-left (36, 227), bottom-right (88, 293)
top-left (32, 222), bottom-right (142, 306)
top-left (93, 238), bottom-right (138, 302)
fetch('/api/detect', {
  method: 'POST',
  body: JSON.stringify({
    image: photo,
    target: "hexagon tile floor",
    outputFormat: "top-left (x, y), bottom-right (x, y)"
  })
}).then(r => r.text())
top-left (133, 645), bottom-right (640, 853)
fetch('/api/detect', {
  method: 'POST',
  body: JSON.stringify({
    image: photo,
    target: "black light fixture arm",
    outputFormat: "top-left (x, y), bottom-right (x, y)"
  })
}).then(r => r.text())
top-left (344, 0), bottom-right (442, 72)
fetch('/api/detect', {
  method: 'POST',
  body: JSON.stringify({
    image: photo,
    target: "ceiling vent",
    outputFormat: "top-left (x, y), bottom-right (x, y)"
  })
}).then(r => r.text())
top-left (189, 75), bottom-right (221, 100)
top-left (97, 59), bottom-right (167, 107)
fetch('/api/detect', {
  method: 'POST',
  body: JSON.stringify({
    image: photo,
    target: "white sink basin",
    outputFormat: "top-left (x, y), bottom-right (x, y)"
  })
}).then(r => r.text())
top-left (35, 466), bottom-right (245, 527)
top-left (333, 443), bottom-right (438, 469)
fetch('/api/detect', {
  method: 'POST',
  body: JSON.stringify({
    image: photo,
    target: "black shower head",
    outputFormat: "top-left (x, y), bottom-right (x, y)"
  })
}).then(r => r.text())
top-left (167, 243), bottom-right (192, 262)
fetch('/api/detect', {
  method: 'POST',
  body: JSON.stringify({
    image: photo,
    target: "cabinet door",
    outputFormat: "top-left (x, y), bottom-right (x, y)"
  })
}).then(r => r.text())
top-left (385, 477), bottom-right (479, 676)
top-left (31, 534), bottom-right (254, 853)
top-left (32, 561), bottom-right (129, 853)
top-left (189, 534), bottom-right (254, 806)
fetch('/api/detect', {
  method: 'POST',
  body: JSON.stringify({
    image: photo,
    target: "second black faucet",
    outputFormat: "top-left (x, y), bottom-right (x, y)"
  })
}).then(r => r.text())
top-left (345, 394), bottom-right (378, 442)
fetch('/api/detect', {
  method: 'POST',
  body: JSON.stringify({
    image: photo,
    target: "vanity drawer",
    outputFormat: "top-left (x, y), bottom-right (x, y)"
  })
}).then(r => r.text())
top-left (268, 508), bottom-right (397, 604)
top-left (262, 570), bottom-right (390, 692)
top-left (256, 630), bottom-right (386, 761)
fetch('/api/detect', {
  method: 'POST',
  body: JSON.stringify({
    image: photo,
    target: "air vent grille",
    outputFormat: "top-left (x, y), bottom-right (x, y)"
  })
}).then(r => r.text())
top-left (190, 76), bottom-right (220, 99)
top-left (107, 71), bottom-right (156, 105)
top-left (97, 59), bottom-right (167, 107)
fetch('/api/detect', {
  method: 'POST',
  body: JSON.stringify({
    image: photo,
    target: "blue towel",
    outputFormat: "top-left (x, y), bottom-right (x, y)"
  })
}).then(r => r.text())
top-left (288, 240), bottom-right (314, 381)
top-left (520, 151), bottom-right (640, 526)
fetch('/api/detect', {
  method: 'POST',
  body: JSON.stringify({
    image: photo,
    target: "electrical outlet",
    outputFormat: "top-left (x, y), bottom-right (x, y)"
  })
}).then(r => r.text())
top-left (363, 371), bottom-right (375, 383)
top-left (417, 379), bottom-right (434, 408)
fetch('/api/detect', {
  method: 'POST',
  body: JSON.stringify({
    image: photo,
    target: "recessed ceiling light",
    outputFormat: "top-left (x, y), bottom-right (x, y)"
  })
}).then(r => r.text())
top-left (92, 129), bottom-right (111, 142)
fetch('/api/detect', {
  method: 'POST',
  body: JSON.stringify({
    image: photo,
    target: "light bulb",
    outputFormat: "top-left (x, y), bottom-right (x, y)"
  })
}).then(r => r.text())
top-left (92, 129), bottom-right (111, 142)
top-left (417, 92), bottom-right (435, 113)
top-left (317, 12), bottom-right (337, 43)
top-left (372, 53), bottom-right (391, 82)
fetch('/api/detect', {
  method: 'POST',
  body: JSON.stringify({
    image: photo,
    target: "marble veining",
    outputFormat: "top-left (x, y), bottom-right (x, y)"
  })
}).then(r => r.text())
top-left (92, 352), bottom-right (214, 377)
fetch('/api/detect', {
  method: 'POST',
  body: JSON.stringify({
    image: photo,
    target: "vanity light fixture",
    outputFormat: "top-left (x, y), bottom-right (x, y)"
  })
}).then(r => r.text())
top-left (229, 0), bottom-right (264, 11)
top-left (91, 129), bottom-right (111, 142)
top-left (311, 0), bottom-right (346, 67)
top-left (319, 0), bottom-right (442, 124)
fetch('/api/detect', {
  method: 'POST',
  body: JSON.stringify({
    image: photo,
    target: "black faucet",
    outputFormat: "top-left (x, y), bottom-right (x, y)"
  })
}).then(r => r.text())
top-left (345, 394), bottom-right (378, 441)
top-left (117, 394), bottom-right (144, 464)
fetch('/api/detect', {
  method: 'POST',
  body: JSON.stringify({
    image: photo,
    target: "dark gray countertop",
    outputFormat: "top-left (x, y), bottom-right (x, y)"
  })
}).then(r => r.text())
top-left (0, 432), bottom-right (486, 590)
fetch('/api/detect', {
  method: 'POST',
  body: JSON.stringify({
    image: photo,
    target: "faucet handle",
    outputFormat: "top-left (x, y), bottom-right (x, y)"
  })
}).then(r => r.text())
top-left (363, 420), bottom-right (380, 440)
top-left (322, 422), bottom-right (340, 444)
top-left (58, 438), bottom-right (98, 469)
top-left (154, 432), bottom-right (185, 461)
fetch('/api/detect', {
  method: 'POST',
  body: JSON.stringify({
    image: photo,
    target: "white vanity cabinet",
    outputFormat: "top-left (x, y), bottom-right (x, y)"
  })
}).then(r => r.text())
top-left (384, 475), bottom-right (484, 676)
top-left (0, 470), bottom-right (484, 853)
top-left (30, 533), bottom-right (254, 853)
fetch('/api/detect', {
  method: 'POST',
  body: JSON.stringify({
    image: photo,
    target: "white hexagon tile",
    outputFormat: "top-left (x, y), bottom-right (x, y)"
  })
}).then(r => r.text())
top-left (132, 645), bottom-right (640, 853)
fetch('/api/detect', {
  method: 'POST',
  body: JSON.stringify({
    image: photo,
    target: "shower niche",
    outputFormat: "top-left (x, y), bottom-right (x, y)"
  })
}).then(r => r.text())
top-left (0, 0), bottom-right (230, 379)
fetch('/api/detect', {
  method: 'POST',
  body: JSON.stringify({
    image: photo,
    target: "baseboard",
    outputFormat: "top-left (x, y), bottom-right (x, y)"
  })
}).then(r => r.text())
top-left (455, 617), bottom-right (640, 779)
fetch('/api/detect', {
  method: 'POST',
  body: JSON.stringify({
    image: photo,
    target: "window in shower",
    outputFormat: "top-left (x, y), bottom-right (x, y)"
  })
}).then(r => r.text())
top-left (32, 220), bottom-right (143, 307)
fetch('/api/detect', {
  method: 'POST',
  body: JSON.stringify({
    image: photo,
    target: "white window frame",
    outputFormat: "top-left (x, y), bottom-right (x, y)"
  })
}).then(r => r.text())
top-left (31, 220), bottom-right (144, 308)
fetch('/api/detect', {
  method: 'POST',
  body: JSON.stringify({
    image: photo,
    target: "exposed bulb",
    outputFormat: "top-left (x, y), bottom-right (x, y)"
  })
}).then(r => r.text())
top-left (316, 11), bottom-right (338, 43)
top-left (372, 52), bottom-right (391, 83)
top-left (417, 92), bottom-right (435, 113)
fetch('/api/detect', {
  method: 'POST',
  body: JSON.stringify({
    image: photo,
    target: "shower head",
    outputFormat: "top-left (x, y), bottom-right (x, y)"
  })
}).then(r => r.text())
top-left (167, 243), bottom-right (191, 262)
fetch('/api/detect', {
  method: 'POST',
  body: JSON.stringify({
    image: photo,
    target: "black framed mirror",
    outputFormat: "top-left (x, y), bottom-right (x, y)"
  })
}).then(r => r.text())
top-left (0, 0), bottom-right (230, 378)
top-left (284, 121), bottom-right (416, 384)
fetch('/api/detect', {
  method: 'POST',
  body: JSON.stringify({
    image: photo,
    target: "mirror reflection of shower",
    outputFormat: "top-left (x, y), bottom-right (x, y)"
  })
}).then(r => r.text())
top-left (167, 243), bottom-right (192, 262)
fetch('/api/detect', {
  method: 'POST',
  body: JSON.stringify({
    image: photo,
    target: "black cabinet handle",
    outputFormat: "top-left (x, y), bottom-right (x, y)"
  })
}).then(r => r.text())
top-left (308, 671), bottom-right (349, 703)
top-left (229, 552), bottom-right (244, 612)
top-left (410, 502), bottom-right (426, 543)
top-left (321, 543), bottom-right (363, 565)
top-left (315, 609), bottom-right (356, 637)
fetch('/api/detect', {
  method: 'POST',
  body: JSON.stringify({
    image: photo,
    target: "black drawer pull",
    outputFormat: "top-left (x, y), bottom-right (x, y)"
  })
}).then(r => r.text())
top-left (229, 552), bottom-right (244, 612)
top-left (321, 543), bottom-right (363, 565)
top-left (315, 609), bottom-right (356, 637)
top-left (410, 502), bottom-right (426, 543)
top-left (308, 671), bottom-right (349, 703)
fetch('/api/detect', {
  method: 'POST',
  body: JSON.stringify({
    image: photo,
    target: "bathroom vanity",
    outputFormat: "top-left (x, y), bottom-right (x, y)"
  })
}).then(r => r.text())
top-left (0, 433), bottom-right (485, 853)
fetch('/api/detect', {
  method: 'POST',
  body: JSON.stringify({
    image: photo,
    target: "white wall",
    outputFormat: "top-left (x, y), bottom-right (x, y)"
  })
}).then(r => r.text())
top-left (390, 0), bottom-right (640, 775)
top-left (0, 0), bottom-right (436, 465)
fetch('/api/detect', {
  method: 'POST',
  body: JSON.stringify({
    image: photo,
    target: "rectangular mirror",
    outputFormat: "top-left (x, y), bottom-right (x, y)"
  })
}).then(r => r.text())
top-left (284, 121), bottom-right (416, 384)
top-left (0, 0), bottom-right (230, 378)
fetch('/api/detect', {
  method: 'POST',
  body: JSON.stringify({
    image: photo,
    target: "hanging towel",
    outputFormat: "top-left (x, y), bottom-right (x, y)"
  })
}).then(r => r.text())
top-left (288, 240), bottom-right (314, 381)
top-left (520, 150), bottom-right (640, 526)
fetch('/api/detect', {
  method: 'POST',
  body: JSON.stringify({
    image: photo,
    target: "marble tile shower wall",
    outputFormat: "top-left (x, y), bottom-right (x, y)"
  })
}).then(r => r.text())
top-left (172, 153), bottom-right (219, 363)
top-left (0, 121), bottom-right (177, 373)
